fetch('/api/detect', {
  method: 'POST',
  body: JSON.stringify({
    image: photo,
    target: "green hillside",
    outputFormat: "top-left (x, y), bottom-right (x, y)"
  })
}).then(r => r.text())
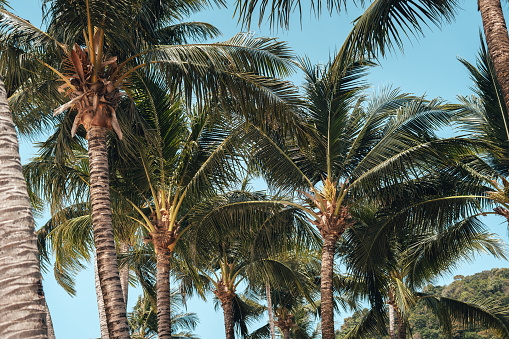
top-left (336, 268), bottom-right (509, 339)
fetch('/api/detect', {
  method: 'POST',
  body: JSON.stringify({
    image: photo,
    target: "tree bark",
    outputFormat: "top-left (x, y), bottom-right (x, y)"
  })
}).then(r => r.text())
top-left (266, 282), bottom-right (276, 339)
top-left (389, 303), bottom-right (396, 339)
top-left (0, 76), bottom-right (48, 338)
top-left (221, 297), bottom-right (235, 339)
top-left (118, 242), bottom-right (130, 310)
top-left (479, 0), bottom-right (509, 115)
top-left (396, 309), bottom-right (406, 339)
top-left (95, 255), bottom-right (110, 339)
top-left (44, 299), bottom-right (56, 339)
top-left (156, 251), bottom-right (173, 339)
top-left (321, 237), bottom-right (337, 339)
top-left (88, 126), bottom-right (130, 339)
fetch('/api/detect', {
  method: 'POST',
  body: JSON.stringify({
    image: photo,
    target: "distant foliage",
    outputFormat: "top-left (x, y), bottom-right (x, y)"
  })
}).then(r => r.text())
top-left (335, 268), bottom-right (509, 339)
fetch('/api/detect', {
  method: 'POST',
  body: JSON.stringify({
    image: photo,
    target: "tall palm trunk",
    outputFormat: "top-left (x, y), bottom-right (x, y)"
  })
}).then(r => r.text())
top-left (221, 298), bottom-right (235, 339)
top-left (0, 76), bottom-right (49, 338)
top-left (389, 303), bottom-right (396, 339)
top-left (321, 237), bottom-right (337, 339)
top-left (88, 126), bottom-right (129, 339)
top-left (119, 242), bottom-right (130, 309)
top-left (396, 310), bottom-right (406, 339)
top-left (44, 299), bottom-right (56, 339)
top-left (156, 251), bottom-right (173, 339)
top-left (95, 255), bottom-right (110, 339)
top-left (266, 282), bottom-right (276, 339)
top-left (479, 0), bottom-right (509, 115)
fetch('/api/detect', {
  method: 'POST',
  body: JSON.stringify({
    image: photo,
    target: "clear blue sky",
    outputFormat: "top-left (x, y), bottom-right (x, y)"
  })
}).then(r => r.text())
top-left (10, 0), bottom-right (509, 338)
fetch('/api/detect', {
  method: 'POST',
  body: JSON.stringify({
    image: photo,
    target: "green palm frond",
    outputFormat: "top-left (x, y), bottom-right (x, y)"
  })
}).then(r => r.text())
top-left (419, 293), bottom-right (509, 339)
top-left (337, 0), bottom-right (457, 62)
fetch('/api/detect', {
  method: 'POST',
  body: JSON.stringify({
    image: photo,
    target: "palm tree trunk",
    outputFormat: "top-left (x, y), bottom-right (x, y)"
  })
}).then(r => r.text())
top-left (0, 76), bottom-right (49, 338)
top-left (156, 251), bottom-right (173, 339)
top-left (44, 299), bottom-right (56, 339)
top-left (389, 303), bottom-right (396, 339)
top-left (221, 298), bottom-right (235, 339)
top-left (396, 310), bottom-right (406, 339)
top-left (95, 255), bottom-right (110, 339)
top-left (119, 242), bottom-right (130, 310)
top-left (88, 126), bottom-right (130, 339)
top-left (479, 0), bottom-right (509, 115)
top-left (321, 237), bottom-right (337, 339)
top-left (266, 282), bottom-right (276, 339)
top-left (282, 327), bottom-right (291, 339)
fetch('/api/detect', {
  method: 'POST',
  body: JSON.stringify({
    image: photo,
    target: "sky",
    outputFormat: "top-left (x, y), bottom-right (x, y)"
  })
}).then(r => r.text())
top-left (9, 0), bottom-right (509, 338)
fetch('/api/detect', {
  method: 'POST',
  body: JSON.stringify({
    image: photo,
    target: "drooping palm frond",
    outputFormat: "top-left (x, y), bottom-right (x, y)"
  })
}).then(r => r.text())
top-left (418, 293), bottom-right (509, 339)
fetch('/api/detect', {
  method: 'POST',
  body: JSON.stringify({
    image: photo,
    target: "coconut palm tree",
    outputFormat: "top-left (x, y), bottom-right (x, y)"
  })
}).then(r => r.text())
top-left (176, 188), bottom-right (320, 339)
top-left (240, 53), bottom-right (484, 338)
top-left (128, 290), bottom-right (199, 339)
top-left (0, 1), bottom-right (302, 336)
top-left (338, 200), bottom-right (509, 339)
top-left (0, 74), bottom-right (50, 339)
top-left (0, 0), bottom-right (51, 336)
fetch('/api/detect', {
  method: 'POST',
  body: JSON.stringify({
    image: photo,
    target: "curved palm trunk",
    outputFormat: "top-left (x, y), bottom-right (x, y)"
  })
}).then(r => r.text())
top-left (479, 0), bottom-right (509, 114)
top-left (156, 251), bottom-right (173, 339)
top-left (88, 126), bottom-right (129, 339)
top-left (266, 282), bottom-right (276, 339)
top-left (0, 76), bottom-right (49, 338)
top-left (321, 237), bottom-right (337, 339)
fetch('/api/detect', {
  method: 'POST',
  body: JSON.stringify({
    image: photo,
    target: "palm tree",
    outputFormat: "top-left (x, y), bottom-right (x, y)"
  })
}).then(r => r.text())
top-left (0, 0), bottom-right (50, 336)
top-left (339, 202), bottom-right (509, 339)
top-left (242, 53), bottom-right (483, 338)
top-left (128, 291), bottom-right (199, 339)
top-left (0, 1), bottom-right (301, 336)
top-left (0, 76), bottom-right (49, 338)
top-left (178, 188), bottom-right (320, 339)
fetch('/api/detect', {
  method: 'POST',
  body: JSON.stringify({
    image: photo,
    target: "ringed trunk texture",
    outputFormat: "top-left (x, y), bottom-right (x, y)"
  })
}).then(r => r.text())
top-left (479, 0), bottom-right (509, 115)
top-left (88, 126), bottom-right (129, 339)
top-left (389, 303), bottom-right (396, 339)
top-left (44, 299), bottom-right (56, 339)
top-left (221, 297), bottom-right (235, 339)
top-left (119, 242), bottom-right (130, 310)
top-left (156, 251), bottom-right (173, 339)
top-left (321, 237), bottom-right (337, 339)
top-left (0, 76), bottom-right (48, 338)
top-left (95, 255), bottom-right (110, 339)
top-left (266, 282), bottom-right (276, 339)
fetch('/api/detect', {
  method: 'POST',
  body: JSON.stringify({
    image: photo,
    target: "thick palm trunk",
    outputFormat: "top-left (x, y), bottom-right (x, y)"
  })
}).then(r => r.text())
top-left (282, 328), bottom-right (291, 339)
top-left (88, 126), bottom-right (129, 339)
top-left (479, 0), bottom-right (509, 115)
top-left (156, 251), bottom-right (173, 339)
top-left (221, 298), bottom-right (235, 339)
top-left (0, 76), bottom-right (48, 338)
top-left (321, 237), bottom-right (337, 339)
top-left (95, 255), bottom-right (110, 339)
top-left (266, 282), bottom-right (276, 339)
